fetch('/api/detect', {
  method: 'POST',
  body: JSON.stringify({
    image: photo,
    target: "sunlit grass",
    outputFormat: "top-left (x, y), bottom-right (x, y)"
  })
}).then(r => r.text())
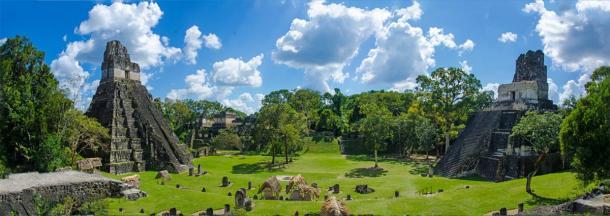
top-left (102, 141), bottom-right (584, 215)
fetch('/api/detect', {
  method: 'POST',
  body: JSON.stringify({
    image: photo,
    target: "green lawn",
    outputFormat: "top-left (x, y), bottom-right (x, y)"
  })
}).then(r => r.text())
top-left (103, 141), bottom-right (584, 215)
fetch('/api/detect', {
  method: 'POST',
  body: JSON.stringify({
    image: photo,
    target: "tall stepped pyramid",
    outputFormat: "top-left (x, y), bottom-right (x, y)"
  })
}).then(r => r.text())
top-left (434, 50), bottom-right (562, 181)
top-left (87, 40), bottom-right (191, 174)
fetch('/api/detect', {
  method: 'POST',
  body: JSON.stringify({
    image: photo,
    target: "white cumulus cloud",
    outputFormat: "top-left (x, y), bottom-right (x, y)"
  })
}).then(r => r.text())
top-left (222, 93), bottom-right (265, 115)
top-left (183, 25), bottom-right (203, 64)
top-left (212, 54), bottom-right (264, 87)
top-left (498, 32), bottom-right (518, 43)
top-left (167, 69), bottom-right (215, 100)
top-left (52, 1), bottom-right (182, 110)
top-left (523, 0), bottom-right (610, 102)
top-left (272, 0), bottom-right (392, 92)
top-left (482, 83), bottom-right (500, 99)
top-left (203, 33), bottom-right (222, 50)
top-left (524, 0), bottom-right (610, 72)
top-left (356, 1), bottom-right (474, 90)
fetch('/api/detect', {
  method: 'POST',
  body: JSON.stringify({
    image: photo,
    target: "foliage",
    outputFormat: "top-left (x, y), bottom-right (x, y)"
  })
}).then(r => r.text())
top-left (78, 199), bottom-right (109, 216)
top-left (63, 109), bottom-right (109, 165)
top-left (159, 99), bottom-right (247, 145)
top-left (357, 104), bottom-right (392, 167)
top-left (414, 117), bottom-right (438, 156)
top-left (511, 111), bottom-right (563, 193)
top-left (560, 95), bottom-right (578, 117)
top-left (262, 89), bottom-right (293, 106)
top-left (289, 88), bottom-right (322, 131)
top-left (512, 111), bottom-right (563, 154)
top-left (560, 66), bottom-right (610, 182)
top-left (416, 67), bottom-right (485, 153)
top-left (211, 129), bottom-right (242, 151)
top-left (0, 36), bottom-right (73, 172)
top-left (254, 103), bottom-right (307, 164)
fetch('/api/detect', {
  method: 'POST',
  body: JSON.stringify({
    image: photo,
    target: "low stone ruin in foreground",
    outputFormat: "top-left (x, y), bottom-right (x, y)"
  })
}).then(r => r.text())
top-left (0, 170), bottom-right (138, 215)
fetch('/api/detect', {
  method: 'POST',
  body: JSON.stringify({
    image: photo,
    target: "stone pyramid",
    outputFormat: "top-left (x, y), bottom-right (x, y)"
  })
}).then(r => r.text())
top-left (87, 40), bottom-right (191, 174)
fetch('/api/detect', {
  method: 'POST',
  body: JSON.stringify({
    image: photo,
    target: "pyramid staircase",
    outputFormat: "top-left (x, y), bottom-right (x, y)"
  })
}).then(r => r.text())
top-left (434, 111), bottom-right (502, 177)
top-left (108, 82), bottom-right (146, 174)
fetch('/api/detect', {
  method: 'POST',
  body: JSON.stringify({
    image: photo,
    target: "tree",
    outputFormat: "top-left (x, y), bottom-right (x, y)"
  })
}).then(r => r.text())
top-left (414, 117), bottom-right (438, 159)
top-left (262, 89), bottom-right (293, 106)
top-left (560, 66), bottom-right (610, 182)
top-left (0, 36), bottom-right (73, 172)
top-left (63, 109), bottom-right (109, 166)
top-left (254, 103), bottom-right (306, 164)
top-left (560, 95), bottom-right (579, 117)
top-left (317, 108), bottom-right (341, 134)
top-left (416, 67), bottom-right (483, 154)
top-left (211, 129), bottom-right (242, 152)
top-left (289, 89), bottom-right (321, 131)
top-left (357, 104), bottom-right (392, 168)
top-left (511, 111), bottom-right (563, 193)
top-left (393, 112), bottom-right (419, 157)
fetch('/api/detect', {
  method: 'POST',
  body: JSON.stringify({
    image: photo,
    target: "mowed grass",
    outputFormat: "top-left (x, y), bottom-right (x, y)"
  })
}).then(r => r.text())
top-left (103, 141), bottom-right (584, 215)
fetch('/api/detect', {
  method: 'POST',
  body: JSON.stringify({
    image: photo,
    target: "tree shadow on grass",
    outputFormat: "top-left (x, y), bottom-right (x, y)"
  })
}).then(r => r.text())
top-left (345, 167), bottom-right (388, 178)
top-left (408, 162), bottom-right (431, 176)
top-left (455, 175), bottom-right (490, 182)
top-left (232, 161), bottom-right (286, 174)
top-left (525, 192), bottom-right (570, 206)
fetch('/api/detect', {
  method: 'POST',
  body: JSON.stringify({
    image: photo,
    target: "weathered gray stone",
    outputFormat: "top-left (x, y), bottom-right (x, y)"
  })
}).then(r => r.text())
top-left (355, 184), bottom-right (374, 194)
top-left (0, 171), bottom-right (128, 215)
top-left (86, 40), bottom-right (192, 174)
top-left (222, 176), bottom-right (231, 187)
top-left (122, 188), bottom-right (147, 200)
top-left (513, 50), bottom-right (546, 83)
top-left (156, 170), bottom-right (171, 181)
top-left (235, 188), bottom-right (247, 209)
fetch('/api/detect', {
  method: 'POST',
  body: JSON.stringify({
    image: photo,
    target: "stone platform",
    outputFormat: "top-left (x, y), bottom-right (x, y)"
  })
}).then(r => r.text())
top-left (0, 171), bottom-right (126, 215)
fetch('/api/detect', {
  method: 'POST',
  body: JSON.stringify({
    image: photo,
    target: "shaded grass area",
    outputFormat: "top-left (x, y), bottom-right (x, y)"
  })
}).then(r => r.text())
top-left (345, 167), bottom-right (388, 178)
top-left (102, 141), bottom-right (584, 215)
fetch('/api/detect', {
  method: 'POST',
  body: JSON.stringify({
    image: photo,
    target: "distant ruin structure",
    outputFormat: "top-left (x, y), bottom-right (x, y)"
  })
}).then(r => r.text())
top-left (86, 40), bottom-right (191, 174)
top-left (434, 50), bottom-right (561, 181)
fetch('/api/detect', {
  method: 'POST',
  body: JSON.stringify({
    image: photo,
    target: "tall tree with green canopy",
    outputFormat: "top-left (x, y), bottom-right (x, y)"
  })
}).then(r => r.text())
top-left (416, 67), bottom-right (484, 154)
top-left (560, 66), bottom-right (610, 183)
top-left (262, 89), bottom-right (293, 106)
top-left (289, 88), bottom-right (321, 131)
top-left (322, 88), bottom-right (349, 135)
top-left (254, 103), bottom-right (306, 164)
top-left (414, 117), bottom-right (438, 159)
top-left (0, 36), bottom-right (73, 172)
top-left (357, 104), bottom-right (392, 168)
top-left (393, 112), bottom-right (419, 157)
top-left (511, 111), bottom-right (563, 193)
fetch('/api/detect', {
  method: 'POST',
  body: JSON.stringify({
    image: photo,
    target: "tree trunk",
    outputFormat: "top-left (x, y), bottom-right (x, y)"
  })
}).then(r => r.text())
top-left (271, 144), bottom-right (276, 165)
top-left (284, 137), bottom-right (289, 164)
top-left (526, 153), bottom-right (547, 194)
top-left (374, 149), bottom-right (378, 168)
top-left (425, 151), bottom-right (429, 160)
top-left (444, 131), bottom-right (450, 154)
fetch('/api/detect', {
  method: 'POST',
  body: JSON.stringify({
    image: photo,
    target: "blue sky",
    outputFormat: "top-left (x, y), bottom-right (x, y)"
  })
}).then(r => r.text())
top-left (1, 0), bottom-right (608, 114)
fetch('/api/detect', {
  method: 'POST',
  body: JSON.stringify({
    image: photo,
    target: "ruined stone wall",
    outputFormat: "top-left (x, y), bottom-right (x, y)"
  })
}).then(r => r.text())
top-left (0, 171), bottom-right (125, 216)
